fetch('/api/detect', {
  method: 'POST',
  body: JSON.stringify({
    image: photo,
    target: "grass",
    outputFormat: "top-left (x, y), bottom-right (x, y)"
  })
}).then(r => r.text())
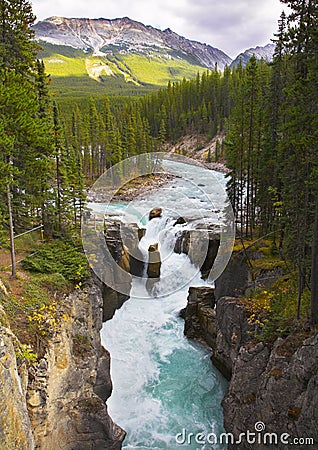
top-left (232, 236), bottom-right (312, 345)
top-left (118, 53), bottom-right (205, 86)
top-left (44, 54), bottom-right (88, 77)
top-left (0, 236), bottom-right (89, 360)
top-left (39, 41), bottom-right (208, 98)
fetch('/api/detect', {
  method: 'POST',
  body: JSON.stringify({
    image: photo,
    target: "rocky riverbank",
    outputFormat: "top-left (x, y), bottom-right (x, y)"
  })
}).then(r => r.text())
top-left (182, 250), bottom-right (318, 448)
top-left (88, 173), bottom-right (175, 203)
top-left (0, 277), bottom-right (125, 449)
top-left (164, 134), bottom-right (229, 174)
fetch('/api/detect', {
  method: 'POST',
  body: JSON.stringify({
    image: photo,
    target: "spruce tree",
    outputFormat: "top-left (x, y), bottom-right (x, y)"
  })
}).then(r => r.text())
top-left (0, 0), bottom-right (36, 73)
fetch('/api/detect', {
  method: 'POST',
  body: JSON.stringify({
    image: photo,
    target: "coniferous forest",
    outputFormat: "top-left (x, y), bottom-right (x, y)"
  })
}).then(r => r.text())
top-left (0, 1), bottom-right (317, 323)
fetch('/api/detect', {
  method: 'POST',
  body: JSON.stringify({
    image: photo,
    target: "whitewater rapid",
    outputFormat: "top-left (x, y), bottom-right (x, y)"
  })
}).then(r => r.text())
top-left (98, 174), bottom-right (229, 448)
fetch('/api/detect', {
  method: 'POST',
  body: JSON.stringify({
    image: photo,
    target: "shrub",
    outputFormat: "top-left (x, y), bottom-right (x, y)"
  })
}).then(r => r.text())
top-left (23, 240), bottom-right (88, 284)
top-left (16, 343), bottom-right (37, 365)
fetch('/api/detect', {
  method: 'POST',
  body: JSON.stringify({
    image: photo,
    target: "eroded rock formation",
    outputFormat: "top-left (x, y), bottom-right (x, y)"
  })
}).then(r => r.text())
top-left (182, 251), bottom-right (318, 449)
top-left (0, 321), bottom-right (34, 449)
top-left (0, 280), bottom-right (125, 450)
top-left (174, 229), bottom-right (220, 279)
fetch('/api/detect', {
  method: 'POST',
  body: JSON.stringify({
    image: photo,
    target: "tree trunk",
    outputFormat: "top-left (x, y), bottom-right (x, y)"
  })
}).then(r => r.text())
top-left (56, 153), bottom-right (61, 231)
top-left (311, 199), bottom-right (318, 325)
top-left (6, 184), bottom-right (16, 278)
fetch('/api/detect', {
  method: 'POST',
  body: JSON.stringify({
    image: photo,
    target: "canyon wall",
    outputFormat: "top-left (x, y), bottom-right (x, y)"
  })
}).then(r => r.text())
top-left (0, 279), bottom-right (125, 450)
top-left (182, 254), bottom-right (318, 449)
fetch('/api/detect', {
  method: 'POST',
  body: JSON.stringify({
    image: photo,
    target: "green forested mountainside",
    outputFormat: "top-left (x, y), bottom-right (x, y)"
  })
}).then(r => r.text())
top-left (0, 0), bottom-right (317, 332)
top-left (38, 41), bottom-right (207, 99)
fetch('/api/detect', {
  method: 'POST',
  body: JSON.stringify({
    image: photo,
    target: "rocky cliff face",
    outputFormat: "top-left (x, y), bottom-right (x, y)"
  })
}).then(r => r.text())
top-left (0, 280), bottom-right (125, 450)
top-left (33, 16), bottom-right (231, 70)
top-left (181, 286), bottom-right (217, 348)
top-left (223, 334), bottom-right (318, 449)
top-left (182, 290), bottom-right (250, 380)
top-left (0, 315), bottom-right (34, 449)
top-left (182, 253), bottom-right (318, 448)
top-left (174, 228), bottom-right (220, 279)
top-left (27, 278), bottom-right (125, 449)
top-left (230, 43), bottom-right (275, 68)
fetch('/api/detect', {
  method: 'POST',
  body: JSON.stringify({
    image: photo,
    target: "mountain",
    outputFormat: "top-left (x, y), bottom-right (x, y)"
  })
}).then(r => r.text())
top-left (34, 16), bottom-right (231, 70)
top-left (33, 16), bottom-right (231, 98)
top-left (230, 43), bottom-right (275, 68)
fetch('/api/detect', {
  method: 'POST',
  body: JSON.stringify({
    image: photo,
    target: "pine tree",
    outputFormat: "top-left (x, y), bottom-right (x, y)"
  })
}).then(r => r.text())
top-left (0, 71), bottom-right (53, 271)
top-left (0, 0), bottom-right (37, 73)
top-left (274, 0), bottom-right (318, 321)
top-left (0, 0), bottom-right (40, 276)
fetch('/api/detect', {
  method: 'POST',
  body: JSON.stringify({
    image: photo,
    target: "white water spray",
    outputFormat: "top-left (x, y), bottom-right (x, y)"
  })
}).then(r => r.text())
top-left (101, 200), bottom-right (227, 449)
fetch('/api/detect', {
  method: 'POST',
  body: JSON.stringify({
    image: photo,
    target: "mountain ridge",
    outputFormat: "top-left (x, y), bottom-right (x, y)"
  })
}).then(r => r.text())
top-left (33, 16), bottom-right (276, 98)
top-left (33, 16), bottom-right (232, 71)
top-left (230, 43), bottom-right (275, 67)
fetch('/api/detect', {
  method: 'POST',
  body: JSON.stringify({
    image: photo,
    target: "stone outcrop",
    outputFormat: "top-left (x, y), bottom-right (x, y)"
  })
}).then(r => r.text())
top-left (102, 284), bottom-right (130, 322)
top-left (215, 250), bottom-right (285, 300)
top-left (27, 278), bottom-right (125, 450)
top-left (174, 229), bottom-right (220, 278)
top-left (0, 324), bottom-right (34, 449)
top-left (146, 243), bottom-right (161, 295)
top-left (211, 297), bottom-right (251, 379)
top-left (182, 289), bottom-right (250, 380)
top-left (183, 281), bottom-right (318, 448)
top-left (223, 333), bottom-right (318, 449)
top-left (181, 286), bottom-right (216, 348)
top-left (0, 280), bottom-right (125, 450)
top-left (105, 219), bottom-right (145, 281)
top-left (214, 251), bottom-right (250, 300)
top-left (103, 219), bottom-right (133, 321)
top-left (147, 243), bottom-right (161, 278)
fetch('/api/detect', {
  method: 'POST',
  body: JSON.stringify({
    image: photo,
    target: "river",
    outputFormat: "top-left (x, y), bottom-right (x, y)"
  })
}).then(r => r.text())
top-left (92, 159), bottom-right (233, 450)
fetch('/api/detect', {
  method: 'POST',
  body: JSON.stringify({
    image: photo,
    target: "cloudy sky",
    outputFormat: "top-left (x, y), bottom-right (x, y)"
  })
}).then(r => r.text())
top-left (30, 0), bottom-right (286, 58)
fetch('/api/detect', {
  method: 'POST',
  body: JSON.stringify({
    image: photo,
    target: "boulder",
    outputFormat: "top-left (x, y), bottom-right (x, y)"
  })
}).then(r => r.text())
top-left (173, 217), bottom-right (187, 226)
top-left (147, 243), bottom-right (161, 278)
top-left (149, 208), bottom-right (162, 220)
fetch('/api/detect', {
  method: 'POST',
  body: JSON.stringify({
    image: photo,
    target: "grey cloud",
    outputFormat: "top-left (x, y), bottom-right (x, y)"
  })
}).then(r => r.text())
top-left (31, 0), bottom-right (284, 57)
top-left (163, 0), bottom-right (283, 56)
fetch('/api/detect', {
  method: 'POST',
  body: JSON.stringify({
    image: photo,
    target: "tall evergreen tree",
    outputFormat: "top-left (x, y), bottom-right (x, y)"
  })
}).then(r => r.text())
top-left (0, 0), bottom-right (37, 73)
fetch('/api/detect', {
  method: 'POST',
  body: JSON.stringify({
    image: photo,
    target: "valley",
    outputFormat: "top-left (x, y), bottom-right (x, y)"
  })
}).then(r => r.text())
top-left (34, 16), bottom-right (274, 99)
top-left (0, 1), bottom-right (317, 449)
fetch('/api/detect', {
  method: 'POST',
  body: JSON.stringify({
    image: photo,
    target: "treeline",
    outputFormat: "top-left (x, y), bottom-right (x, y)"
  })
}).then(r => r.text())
top-left (59, 68), bottom-right (231, 182)
top-left (0, 0), bottom-right (86, 265)
top-left (1, 0), bottom-right (317, 319)
top-left (224, 2), bottom-right (318, 322)
top-left (60, 65), bottom-right (250, 180)
top-left (61, 98), bottom-right (156, 182)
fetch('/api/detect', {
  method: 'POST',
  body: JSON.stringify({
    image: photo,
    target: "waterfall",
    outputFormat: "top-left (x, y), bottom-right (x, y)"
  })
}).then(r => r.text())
top-left (100, 213), bottom-right (227, 450)
top-left (87, 161), bottom-right (234, 450)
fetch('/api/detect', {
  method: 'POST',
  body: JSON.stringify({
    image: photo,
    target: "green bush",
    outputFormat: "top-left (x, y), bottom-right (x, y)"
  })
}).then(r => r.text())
top-left (23, 240), bottom-right (88, 284)
top-left (16, 344), bottom-right (37, 365)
